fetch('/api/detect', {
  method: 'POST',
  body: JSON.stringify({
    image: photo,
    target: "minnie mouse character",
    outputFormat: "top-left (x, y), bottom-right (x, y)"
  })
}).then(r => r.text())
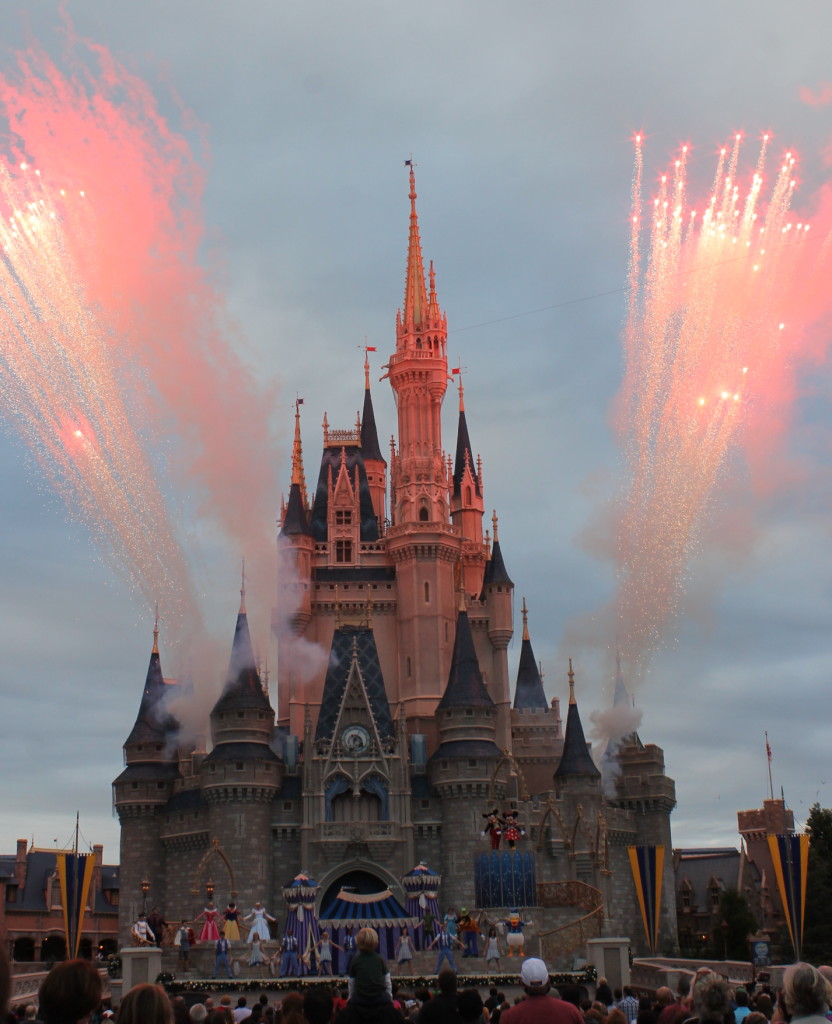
top-left (502, 809), bottom-right (525, 850)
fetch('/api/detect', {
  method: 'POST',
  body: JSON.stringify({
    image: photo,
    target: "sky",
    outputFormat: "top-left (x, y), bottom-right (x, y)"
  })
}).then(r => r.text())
top-left (1, 1), bottom-right (832, 864)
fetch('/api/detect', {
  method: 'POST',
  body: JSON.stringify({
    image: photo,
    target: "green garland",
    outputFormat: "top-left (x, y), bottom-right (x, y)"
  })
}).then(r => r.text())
top-left (163, 965), bottom-right (597, 994)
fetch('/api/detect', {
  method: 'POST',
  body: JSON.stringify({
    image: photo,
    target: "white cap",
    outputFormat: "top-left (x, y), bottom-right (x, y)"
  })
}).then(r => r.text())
top-left (520, 957), bottom-right (550, 988)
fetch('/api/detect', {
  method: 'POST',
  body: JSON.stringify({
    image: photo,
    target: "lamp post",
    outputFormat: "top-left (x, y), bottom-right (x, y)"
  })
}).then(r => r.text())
top-left (141, 878), bottom-right (150, 915)
top-left (206, 879), bottom-right (214, 903)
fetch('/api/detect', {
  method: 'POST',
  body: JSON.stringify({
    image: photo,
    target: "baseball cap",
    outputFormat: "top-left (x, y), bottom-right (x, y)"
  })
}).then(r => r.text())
top-left (520, 957), bottom-right (550, 988)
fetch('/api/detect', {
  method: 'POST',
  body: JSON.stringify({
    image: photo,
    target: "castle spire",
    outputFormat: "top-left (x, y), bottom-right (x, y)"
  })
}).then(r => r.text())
top-left (291, 398), bottom-right (307, 494)
top-left (554, 660), bottom-right (600, 780)
top-left (240, 558), bottom-right (246, 615)
top-left (152, 604), bottom-right (159, 655)
top-left (403, 163), bottom-right (428, 328)
top-left (513, 598), bottom-right (547, 711)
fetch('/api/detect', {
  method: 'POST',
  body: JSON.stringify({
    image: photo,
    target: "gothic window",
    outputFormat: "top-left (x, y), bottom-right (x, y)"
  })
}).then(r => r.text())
top-left (709, 880), bottom-right (721, 910)
top-left (419, 507), bottom-right (429, 522)
top-left (424, 582), bottom-right (430, 603)
top-left (465, 486), bottom-right (472, 504)
top-left (335, 510), bottom-right (352, 526)
top-left (335, 540), bottom-right (353, 563)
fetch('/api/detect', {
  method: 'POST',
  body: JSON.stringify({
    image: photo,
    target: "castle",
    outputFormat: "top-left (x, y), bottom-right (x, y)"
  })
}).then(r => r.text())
top-left (113, 169), bottom-right (679, 963)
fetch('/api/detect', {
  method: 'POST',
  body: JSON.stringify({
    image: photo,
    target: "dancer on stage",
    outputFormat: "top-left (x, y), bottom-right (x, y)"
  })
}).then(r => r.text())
top-left (394, 926), bottom-right (413, 973)
top-left (194, 901), bottom-right (221, 942)
top-left (249, 934), bottom-right (266, 976)
top-left (244, 901), bottom-right (276, 942)
top-left (315, 929), bottom-right (342, 976)
top-left (276, 927), bottom-right (300, 977)
top-left (483, 926), bottom-right (502, 972)
top-left (223, 901), bottom-right (241, 942)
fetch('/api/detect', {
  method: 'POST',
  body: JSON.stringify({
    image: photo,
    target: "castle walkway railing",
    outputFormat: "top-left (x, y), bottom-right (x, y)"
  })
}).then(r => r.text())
top-left (536, 880), bottom-right (604, 964)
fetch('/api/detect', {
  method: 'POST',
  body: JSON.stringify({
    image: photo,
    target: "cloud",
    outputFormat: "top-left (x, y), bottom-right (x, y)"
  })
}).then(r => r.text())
top-left (799, 81), bottom-right (832, 108)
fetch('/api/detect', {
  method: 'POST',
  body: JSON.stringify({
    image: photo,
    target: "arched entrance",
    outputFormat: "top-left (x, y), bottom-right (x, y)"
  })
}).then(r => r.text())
top-left (13, 937), bottom-right (34, 962)
top-left (320, 868), bottom-right (390, 914)
top-left (41, 935), bottom-right (67, 963)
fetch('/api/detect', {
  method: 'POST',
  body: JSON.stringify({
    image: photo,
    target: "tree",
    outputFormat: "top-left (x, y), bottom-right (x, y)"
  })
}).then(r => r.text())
top-left (712, 889), bottom-right (757, 961)
top-left (803, 803), bottom-right (832, 962)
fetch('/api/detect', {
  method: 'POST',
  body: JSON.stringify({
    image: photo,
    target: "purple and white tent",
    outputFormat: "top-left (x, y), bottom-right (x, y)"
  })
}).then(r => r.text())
top-left (282, 874), bottom-right (322, 976)
top-left (402, 863), bottom-right (441, 950)
top-left (320, 888), bottom-right (417, 967)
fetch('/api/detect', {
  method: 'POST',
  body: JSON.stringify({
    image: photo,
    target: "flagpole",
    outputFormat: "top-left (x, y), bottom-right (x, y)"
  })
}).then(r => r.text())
top-left (765, 732), bottom-right (774, 801)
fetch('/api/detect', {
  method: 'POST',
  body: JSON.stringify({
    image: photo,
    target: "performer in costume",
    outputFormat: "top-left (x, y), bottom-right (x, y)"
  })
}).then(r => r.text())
top-left (427, 921), bottom-right (464, 974)
top-left (481, 808), bottom-right (503, 850)
top-left (457, 908), bottom-right (479, 958)
top-left (194, 902), bottom-right (221, 942)
top-left (342, 924), bottom-right (357, 975)
top-left (483, 926), bottom-right (501, 972)
top-left (249, 934), bottom-right (266, 976)
top-left (223, 901), bottom-right (241, 942)
top-left (394, 926), bottom-right (413, 973)
top-left (502, 809), bottom-right (525, 850)
top-left (174, 919), bottom-right (191, 971)
top-left (130, 913), bottom-right (155, 946)
top-left (315, 929), bottom-right (341, 976)
top-left (211, 930), bottom-right (233, 979)
top-left (244, 901), bottom-right (276, 942)
top-left (276, 928), bottom-right (300, 977)
top-left (503, 910), bottom-right (530, 957)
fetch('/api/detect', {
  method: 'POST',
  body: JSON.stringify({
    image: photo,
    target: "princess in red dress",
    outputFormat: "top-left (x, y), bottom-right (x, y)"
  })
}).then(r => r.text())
top-left (194, 901), bottom-right (221, 942)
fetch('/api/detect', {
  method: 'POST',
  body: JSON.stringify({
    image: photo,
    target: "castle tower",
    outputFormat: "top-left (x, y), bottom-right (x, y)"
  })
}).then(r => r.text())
top-left (510, 598), bottom-right (563, 796)
top-left (276, 401), bottom-right (315, 642)
top-left (450, 375), bottom-right (486, 596)
top-left (113, 618), bottom-right (181, 942)
top-left (737, 797), bottom-right (795, 937)
top-left (361, 352), bottom-right (388, 530)
top-left (476, 512), bottom-right (514, 750)
top-left (385, 167), bottom-right (459, 737)
top-left (427, 596), bottom-right (505, 908)
top-left (200, 577), bottom-right (281, 909)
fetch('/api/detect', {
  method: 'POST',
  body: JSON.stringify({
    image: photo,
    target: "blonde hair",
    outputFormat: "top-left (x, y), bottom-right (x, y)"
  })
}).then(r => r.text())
top-left (117, 983), bottom-right (173, 1024)
top-left (356, 927), bottom-right (379, 952)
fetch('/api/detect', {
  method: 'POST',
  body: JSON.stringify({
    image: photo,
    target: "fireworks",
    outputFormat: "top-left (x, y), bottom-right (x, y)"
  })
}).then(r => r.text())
top-left (0, 156), bottom-right (198, 635)
top-left (0, 41), bottom-right (279, 650)
top-left (615, 133), bottom-right (832, 674)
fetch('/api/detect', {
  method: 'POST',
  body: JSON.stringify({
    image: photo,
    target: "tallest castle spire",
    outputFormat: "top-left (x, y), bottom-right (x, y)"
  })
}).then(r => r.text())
top-left (403, 165), bottom-right (428, 328)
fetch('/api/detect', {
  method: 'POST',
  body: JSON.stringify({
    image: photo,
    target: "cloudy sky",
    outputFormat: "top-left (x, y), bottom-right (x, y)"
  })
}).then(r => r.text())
top-left (1, 1), bottom-right (831, 865)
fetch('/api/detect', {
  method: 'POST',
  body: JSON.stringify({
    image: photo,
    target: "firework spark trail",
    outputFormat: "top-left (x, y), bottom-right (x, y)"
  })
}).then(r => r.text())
top-left (616, 134), bottom-right (832, 678)
top-left (0, 161), bottom-right (198, 634)
top-left (0, 39), bottom-right (280, 654)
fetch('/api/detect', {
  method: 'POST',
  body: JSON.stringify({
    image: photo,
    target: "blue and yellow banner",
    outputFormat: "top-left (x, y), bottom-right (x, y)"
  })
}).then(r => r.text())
top-left (56, 852), bottom-right (96, 958)
top-left (628, 845), bottom-right (664, 954)
top-left (767, 833), bottom-right (808, 960)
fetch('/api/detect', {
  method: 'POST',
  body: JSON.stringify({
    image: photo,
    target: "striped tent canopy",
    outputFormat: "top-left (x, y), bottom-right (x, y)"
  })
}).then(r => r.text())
top-left (320, 888), bottom-right (417, 963)
top-left (320, 887), bottom-right (414, 926)
top-left (282, 874), bottom-right (321, 976)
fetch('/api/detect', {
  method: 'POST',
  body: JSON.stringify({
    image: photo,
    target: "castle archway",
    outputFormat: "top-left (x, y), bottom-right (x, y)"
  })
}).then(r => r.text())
top-left (317, 861), bottom-right (402, 915)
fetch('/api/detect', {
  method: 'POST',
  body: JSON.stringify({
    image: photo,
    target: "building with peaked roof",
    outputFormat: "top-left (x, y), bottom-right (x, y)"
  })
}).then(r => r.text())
top-left (0, 840), bottom-right (119, 962)
top-left (113, 168), bottom-right (678, 962)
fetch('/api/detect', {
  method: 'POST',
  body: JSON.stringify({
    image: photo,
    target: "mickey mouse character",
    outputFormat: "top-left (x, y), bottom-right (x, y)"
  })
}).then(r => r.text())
top-left (481, 808), bottom-right (502, 849)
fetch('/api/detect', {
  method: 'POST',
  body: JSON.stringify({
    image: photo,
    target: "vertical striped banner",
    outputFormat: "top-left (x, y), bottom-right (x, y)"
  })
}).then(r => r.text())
top-left (56, 853), bottom-right (96, 957)
top-left (767, 833), bottom-right (809, 961)
top-left (628, 845), bottom-right (664, 954)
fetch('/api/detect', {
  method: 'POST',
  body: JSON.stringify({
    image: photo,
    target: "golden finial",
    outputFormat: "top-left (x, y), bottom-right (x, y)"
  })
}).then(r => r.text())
top-left (521, 597), bottom-right (529, 642)
top-left (152, 604), bottom-right (159, 655)
top-left (364, 345), bottom-right (371, 390)
top-left (568, 658), bottom-right (576, 705)
top-left (492, 510), bottom-right (499, 542)
top-left (240, 558), bottom-right (247, 615)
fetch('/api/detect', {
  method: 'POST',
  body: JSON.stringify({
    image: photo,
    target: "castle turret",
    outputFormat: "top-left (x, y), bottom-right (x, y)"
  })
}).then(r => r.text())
top-left (201, 578), bottom-right (281, 908)
top-left (361, 352), bottom-right (388, 530)
top-left (113, 618), bottom-right (181, 942)
top-left (276, 400), bottom-right (315, 640)
top-left (510, 598), bottom-right (563, 796)
top-left (553, 660), bottom-right (600, 791)
top-left (478, 511), bottom-right (513, 750)
top-left (450, 376), bottom-right (486, 598)
top-left (427, 597), bottom-right (504, 907)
